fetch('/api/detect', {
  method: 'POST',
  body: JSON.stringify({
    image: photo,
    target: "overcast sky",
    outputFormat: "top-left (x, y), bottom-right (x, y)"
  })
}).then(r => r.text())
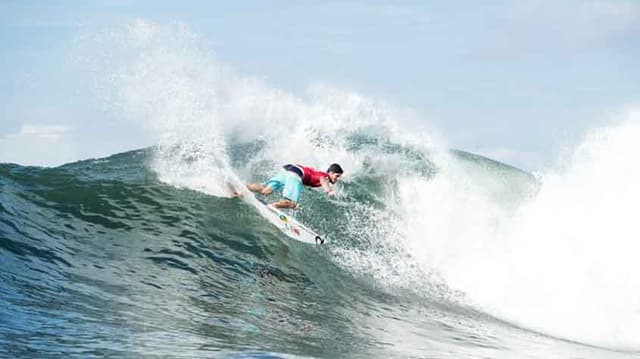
top-left (1, 0), bottom-right (639, 171)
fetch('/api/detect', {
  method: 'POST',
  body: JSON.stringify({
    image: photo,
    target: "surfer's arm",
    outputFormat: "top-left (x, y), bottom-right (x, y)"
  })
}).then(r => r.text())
top-left (319, 177), bottom-right (336, 196)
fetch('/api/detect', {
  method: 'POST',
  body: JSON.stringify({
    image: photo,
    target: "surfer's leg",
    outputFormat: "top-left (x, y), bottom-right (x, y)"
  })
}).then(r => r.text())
top-left (246, 183), bottom-right (274, 195)
top-left (230, 190), bottom-right (243, 198)
top-left (272, 198), bottom-right (296, 209)
top-left (282, 173), bottom-right (302, 204)
top-left (271, 173), bottom-right (300, 209)
top-left (227, 182), bottom-right (244, 197)
top-left (253, 172), bottom-right (286, 197)
top-left (247, 183), bottom-right (265, 193)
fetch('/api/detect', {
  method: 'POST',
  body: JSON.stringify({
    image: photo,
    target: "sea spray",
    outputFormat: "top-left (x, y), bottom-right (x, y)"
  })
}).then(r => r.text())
top-left (74, 18), bottom-right (640, 351)
top-left (399, 109), bottom-right (640, 349)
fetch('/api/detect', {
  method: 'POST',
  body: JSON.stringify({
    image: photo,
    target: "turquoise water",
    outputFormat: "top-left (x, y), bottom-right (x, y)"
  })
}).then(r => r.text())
top-left (1, 147), bottom-right (636, 358)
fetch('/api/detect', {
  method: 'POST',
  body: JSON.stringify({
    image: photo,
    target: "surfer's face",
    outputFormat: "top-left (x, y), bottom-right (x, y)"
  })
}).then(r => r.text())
top-left (328, 172), bottom-right (342, 184)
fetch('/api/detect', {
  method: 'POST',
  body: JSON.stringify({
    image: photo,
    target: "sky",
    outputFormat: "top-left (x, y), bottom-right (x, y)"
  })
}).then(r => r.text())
top-left (1, 0), bottom-right (639, 171)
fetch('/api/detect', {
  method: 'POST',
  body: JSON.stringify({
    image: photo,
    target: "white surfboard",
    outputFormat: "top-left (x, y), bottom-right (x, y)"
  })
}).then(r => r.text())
top-left (228, 182), bottom-right (326, 245)
top-left (256, 201), bottom-right (326, 245)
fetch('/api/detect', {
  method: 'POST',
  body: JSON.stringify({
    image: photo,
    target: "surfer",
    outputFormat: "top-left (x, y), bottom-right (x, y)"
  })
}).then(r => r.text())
top-left (242, 163), bottom-right (343, 209)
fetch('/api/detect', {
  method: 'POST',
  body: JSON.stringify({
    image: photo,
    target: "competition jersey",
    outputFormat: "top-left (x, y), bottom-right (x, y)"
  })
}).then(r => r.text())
top-left (297, 165), bottom-right (328, 187)
top-left (282, 164), bottom-right (327, 187)
top-left (283, 164), bottom-right (329, 187)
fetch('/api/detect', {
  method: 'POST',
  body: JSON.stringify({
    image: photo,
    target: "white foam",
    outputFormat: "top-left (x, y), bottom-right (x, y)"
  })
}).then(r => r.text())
top-left (398, 108), bottom-right (640, 350)
top-left (78, 19), bottom-right (445, 195)
top-left (78, 19), bottom-right (640, 350)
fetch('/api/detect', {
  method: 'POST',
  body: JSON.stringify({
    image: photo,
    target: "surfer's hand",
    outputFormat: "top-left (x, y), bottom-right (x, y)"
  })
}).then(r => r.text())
top-left (326, 189), bottom-right (336, 197)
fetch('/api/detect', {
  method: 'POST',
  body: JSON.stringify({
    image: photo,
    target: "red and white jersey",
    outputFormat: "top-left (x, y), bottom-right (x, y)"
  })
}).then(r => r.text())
top-left (297, 165), bottom-right (328, 187)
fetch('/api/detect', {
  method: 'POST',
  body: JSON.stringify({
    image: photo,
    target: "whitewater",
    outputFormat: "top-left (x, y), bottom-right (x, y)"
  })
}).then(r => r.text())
top-left (1, 20), bottom-right (639, 358)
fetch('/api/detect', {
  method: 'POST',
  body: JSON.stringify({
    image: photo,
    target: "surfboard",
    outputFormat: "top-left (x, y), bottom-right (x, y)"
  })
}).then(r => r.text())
top-left (228, 182), bottom-right (326, 245)
top-left (257, 201), bottom-right (326, 245)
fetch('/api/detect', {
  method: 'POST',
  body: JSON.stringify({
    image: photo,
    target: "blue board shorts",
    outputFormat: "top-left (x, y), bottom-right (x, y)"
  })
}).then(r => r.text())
top-left (263, 170), bottom-right (302, 203)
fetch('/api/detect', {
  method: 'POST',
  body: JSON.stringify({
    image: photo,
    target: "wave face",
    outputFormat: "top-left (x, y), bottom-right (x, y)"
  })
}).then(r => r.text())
top-left (2, 19), bottom-right (640, 357)
top-left (0, 146), bottom-right (636, 358)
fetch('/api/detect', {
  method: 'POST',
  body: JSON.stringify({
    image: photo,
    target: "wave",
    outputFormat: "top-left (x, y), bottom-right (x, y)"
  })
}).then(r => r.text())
top-left (76, 19), bottom-right (640, 351)
top-left (2, 18), bottom-right (639, 356)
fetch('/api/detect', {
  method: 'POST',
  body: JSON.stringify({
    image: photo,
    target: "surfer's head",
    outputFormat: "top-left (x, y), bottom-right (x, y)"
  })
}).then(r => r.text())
top-left (327, 163), bottom-right (343, 184)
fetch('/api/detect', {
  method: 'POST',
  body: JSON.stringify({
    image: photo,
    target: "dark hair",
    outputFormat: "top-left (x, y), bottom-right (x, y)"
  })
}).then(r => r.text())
top-left (327, 163), bottom-right (343, 174)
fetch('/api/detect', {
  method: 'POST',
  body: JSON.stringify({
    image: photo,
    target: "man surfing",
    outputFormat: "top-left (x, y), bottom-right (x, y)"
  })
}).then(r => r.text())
top-left (242, 163), bottom-right (343, 209)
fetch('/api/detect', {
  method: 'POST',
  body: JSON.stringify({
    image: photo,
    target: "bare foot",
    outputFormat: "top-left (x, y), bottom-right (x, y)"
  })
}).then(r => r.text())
top-left (226, 182), bottom-right (244, 198)
top-left (230, 190), bottom-right (244, 198)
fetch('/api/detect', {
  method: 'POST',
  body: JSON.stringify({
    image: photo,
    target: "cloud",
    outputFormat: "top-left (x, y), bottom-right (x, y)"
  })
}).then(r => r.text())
top-left (483, 0), bottom-right (640, 57)
top-left (7, 124), bottom-right (73, 140)
top-left (0, 124), bottom-right (78, 166)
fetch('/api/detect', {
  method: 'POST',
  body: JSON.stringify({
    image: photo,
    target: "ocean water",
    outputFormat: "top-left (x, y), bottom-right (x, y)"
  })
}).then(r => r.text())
top-left (2, 20), bottom-right (640, 358)
top-left (1, 145), bottom-right (637, 358)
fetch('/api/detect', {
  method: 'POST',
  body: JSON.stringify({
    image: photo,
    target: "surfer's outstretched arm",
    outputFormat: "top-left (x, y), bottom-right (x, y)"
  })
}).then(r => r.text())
top-left (319, 177), bottom-right (336, 197)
